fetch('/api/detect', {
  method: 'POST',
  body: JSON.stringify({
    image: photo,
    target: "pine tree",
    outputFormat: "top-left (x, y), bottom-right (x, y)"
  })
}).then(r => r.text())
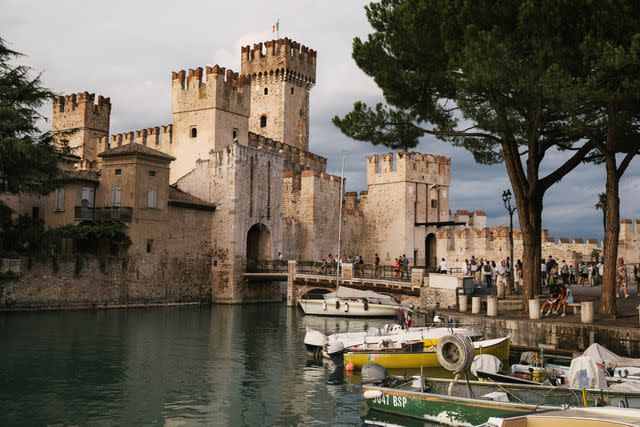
top-left (0, 37), bottom-right (61, 196)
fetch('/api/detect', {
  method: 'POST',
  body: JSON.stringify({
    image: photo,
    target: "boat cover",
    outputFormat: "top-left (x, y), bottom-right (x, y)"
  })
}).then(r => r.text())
top-left (471, 354), bottom-right (503, 377)
top-left (567, 356), bottom-right (608, 389)
top-left (324, 287), bottom-right (398, 305)
top-left (609, 381), bottom-right (640, 393)
top-left (582, 343), bottom-right (640, 370)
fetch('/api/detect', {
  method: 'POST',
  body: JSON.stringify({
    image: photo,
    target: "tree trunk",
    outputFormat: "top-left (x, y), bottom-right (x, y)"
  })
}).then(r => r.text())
top-left (516, 194), bottom-right (543, 312)
top-left (600, 152), bottom-right (619, 317)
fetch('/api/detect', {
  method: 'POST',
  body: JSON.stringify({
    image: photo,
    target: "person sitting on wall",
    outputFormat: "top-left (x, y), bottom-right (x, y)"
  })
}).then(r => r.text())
top-left (541, 280), bottom-right (562, 317)
top-left (555, 285), bottom-right (573, 318)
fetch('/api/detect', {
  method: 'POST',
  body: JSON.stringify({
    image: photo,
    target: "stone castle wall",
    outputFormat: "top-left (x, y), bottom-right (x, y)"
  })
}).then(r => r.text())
top-left (0, 254), bottom-right (211, 309)
top-left (175, 143), bottom-right (284, 302)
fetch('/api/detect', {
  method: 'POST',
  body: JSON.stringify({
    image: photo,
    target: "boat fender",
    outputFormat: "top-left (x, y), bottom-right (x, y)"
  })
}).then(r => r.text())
top-left (364, 300), bottom-right (369, 311)
top-left (361, 363), bottom-right (388, 384)
top-left (436, 334), bottom-right (475, 373)
top-left (335, 300), bottom-right (340, 310)
top-left (323, 301), bottom-right (327, 311)
top-left (344, 302), bottom-right (349, 313)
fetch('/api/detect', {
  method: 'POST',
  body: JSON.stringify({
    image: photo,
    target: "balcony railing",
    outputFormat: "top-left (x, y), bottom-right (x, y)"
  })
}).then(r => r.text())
top-left (74, 206), bottom-right (133, 222)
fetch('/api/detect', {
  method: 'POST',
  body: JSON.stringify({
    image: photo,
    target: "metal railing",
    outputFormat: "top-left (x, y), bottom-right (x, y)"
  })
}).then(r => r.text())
top-left (244, 259), bottom-right (288, 273)
top-left (295, 261), bottom-right (412, 282)
top-left (74, 206), bottom-right (133, 222)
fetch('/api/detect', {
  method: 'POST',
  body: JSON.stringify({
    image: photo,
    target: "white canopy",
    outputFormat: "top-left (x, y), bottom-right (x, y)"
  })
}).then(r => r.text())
top-left (582, 343), bottom-right (640, 370)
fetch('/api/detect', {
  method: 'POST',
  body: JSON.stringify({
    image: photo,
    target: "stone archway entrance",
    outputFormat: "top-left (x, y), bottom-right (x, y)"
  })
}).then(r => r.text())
top-left (246, 223), bottom-right (272, 261)
top-left (425, 233), bottom-right (437, 269)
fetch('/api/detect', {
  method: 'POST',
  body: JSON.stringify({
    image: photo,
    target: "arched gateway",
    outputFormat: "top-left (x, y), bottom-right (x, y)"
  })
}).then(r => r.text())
top-left (425, 233), bottom-right (437, 269)
top-left (246, 223), bottom-right (272, 260)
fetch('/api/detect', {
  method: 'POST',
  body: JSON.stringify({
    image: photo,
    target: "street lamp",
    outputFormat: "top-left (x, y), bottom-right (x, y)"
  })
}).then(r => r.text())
top-left (502, 189), bottom-right (517, 294)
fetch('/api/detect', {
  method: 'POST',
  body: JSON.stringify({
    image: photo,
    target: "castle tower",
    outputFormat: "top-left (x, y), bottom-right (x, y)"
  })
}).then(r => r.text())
top-left (52, 92), bottom-right (111, 169)
top-left (171, 65), bottom-right (251, 183)
top-left (241, 38), bottom-right (317, 152)
top-left (362, 152), bottom-right (451, 266)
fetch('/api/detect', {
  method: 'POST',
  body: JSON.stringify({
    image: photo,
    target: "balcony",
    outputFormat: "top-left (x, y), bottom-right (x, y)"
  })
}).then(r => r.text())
top-left (74, 206), bottom-right (133, 222)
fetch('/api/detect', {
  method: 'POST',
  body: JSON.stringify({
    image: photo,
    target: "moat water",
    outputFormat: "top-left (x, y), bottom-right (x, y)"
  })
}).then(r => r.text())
top-left (0, 304), bottom-right (424, 426)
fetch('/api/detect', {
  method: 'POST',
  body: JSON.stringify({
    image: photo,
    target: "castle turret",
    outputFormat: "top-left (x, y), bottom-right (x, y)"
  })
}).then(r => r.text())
top-left (52, 92), bottom-right (111, 169)
top-left (241, 38), bottom-right (317, 151)
top-left (170, 65), bottom-right (251, 182)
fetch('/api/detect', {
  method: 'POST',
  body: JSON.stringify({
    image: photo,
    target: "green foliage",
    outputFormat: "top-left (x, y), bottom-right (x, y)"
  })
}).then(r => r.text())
top-left (54, 223), bottom-right (132, 249)
top-left (0, 215), bottom-right (55, 255)
top-left (334, 0), bottom-right (589, 158)
top-left (0, 38), bottom-right (63, 195)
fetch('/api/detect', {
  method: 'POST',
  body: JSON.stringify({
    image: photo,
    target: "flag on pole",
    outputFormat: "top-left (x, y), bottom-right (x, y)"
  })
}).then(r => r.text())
top-left (272, 19), bottom-right (279, 37)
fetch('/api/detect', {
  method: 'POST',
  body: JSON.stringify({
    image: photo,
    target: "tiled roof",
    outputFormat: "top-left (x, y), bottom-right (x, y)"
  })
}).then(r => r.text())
top-left (98, 143), bottom-right (175, 161)
top-left (64, 170), bottom-right (100, 183)
top-left (168, 186), bottom-right (215, 211)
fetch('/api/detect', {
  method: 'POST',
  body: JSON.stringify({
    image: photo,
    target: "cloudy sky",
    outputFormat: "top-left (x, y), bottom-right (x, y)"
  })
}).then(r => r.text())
top-left (3, 0), bottom-right (639, 239)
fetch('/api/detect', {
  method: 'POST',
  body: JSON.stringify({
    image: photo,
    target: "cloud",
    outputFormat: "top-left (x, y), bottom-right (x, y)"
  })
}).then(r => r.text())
top-left (3, 0), bottom-right (638, 240)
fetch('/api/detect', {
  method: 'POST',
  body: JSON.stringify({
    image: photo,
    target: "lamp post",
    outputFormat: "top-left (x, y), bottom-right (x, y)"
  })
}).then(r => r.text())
top-left (502, 190), bottom-right (517, 294)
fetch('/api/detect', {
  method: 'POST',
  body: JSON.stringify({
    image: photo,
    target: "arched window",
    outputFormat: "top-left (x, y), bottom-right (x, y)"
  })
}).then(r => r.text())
top-left (291, 87), bottom-right (294, 95)
top-left (260, 115), bottom-right (267, 128)
top-left (264, 87), bottom-right (268, 95)
top-left (191, 127), bottom-right (197, 138)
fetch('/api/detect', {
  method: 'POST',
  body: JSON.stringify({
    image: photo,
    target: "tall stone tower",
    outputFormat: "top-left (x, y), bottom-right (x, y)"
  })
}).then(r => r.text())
top-left (52, 92), bottom-right (111, 168)
top-left (241, 38), bottom-right (317, 151)
top-left (362, 152), bottom-right (451, 267)
top-left (170, 66), bottom-right (251, 182)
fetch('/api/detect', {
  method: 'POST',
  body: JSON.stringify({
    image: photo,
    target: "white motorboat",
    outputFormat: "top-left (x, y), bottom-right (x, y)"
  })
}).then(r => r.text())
top-left (298, 286), bottom-right (401, 317)
top-left (303, 324), bottom-right (482, 355)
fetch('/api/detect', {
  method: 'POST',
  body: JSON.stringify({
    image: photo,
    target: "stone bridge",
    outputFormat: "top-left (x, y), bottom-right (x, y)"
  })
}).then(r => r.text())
top-left (241, 259), bottom-right (424, 306)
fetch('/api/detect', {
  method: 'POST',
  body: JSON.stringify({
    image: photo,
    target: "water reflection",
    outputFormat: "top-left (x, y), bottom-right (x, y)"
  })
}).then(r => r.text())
top-left (0, 305), bottom-right (401, 426)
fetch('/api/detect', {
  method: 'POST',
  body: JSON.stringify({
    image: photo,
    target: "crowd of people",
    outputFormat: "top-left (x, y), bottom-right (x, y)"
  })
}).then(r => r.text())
top-left (317, 252), bottom-right (639, 298)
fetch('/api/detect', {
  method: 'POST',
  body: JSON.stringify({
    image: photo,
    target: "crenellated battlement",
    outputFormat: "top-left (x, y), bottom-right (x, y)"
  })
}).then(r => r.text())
top-left (241, 38), bottom-right (316, 86)
top-left (366, 151), bottom-right (451, 186)
top-left (171, 65), bottom-right (250, 116)
top-left (247, 132), bottom-right (326, 173)
top-left (52, 91), bottom-right (111, 133)
top-left (106, 124), bottom-right (173, 151)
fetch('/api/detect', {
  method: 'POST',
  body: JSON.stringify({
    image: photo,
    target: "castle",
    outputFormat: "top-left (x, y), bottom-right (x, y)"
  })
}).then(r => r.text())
top-left (2, 37), bottom-right (638, 306)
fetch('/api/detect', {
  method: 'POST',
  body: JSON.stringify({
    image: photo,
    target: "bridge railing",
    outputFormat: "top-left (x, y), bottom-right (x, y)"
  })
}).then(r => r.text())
top-left (296, 261), bottom-right (336, 276)
top-left (244, 259), bottom-right (288, 273)
top-left (349, 263), bottom-right (412, 282)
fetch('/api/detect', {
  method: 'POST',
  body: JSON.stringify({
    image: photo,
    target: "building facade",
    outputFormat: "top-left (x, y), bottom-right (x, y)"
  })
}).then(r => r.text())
top-left (3, 36), bottom-right (638, 306)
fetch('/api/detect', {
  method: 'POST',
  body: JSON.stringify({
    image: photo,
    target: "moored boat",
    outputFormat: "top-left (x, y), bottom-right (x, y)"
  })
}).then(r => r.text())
top-left (303, 325), bottom-right (483, 356)
top-left (345, 336), bottom-right (510, 370)
top-left (363, 380), bottom-right (561, 426)
top-left (363, 376), bottom-right (640, 425)
top-left (298, 286), bottom-right (400, 317)
top-left (486, 407), bottom-right (640, 427)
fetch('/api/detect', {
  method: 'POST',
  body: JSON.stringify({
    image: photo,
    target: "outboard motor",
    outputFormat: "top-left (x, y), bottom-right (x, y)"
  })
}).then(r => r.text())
top-left (327, 340), bottom-right (345, 369)
top-left (361, 363), bottom-right (389, 385)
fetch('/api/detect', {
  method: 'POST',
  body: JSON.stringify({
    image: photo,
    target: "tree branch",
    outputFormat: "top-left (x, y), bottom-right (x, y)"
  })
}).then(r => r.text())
top-left (540, 140), bottom-right (595, 191)
top-left (617, 149), bottom-right (639, 180)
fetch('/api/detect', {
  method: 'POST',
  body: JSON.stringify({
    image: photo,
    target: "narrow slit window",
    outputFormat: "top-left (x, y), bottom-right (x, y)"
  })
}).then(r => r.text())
top-left (260, 115), bottom-right (267, 128)
top-left (191, 127), bottom-right (197, 138)
top-left (264, 87), bottom-right (268, 95)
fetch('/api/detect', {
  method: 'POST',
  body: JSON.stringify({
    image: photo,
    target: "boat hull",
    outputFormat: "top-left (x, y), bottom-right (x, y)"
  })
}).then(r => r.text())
top-left (363, 384), bottom-right (556, 426)
top-left (345, 337), bottom-right (510, 369)
top-left (298, 299), bottom-right (398, 317)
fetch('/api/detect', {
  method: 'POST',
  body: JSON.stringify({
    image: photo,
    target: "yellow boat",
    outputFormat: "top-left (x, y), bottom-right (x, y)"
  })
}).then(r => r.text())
top-left (344, 337), bottom-right (510, 369)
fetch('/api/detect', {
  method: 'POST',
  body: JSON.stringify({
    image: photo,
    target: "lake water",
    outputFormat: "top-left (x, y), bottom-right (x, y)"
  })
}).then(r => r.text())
top-left (0, 304), bottom-right (419, 426)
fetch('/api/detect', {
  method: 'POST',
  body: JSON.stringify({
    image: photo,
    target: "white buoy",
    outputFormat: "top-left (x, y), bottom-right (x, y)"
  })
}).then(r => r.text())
top-left (472, 296), bottom-right (482, 314)
top-left (487, 296), bottom-right (498, 317)
top-left (529, 299), bottom-right (541, 320)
